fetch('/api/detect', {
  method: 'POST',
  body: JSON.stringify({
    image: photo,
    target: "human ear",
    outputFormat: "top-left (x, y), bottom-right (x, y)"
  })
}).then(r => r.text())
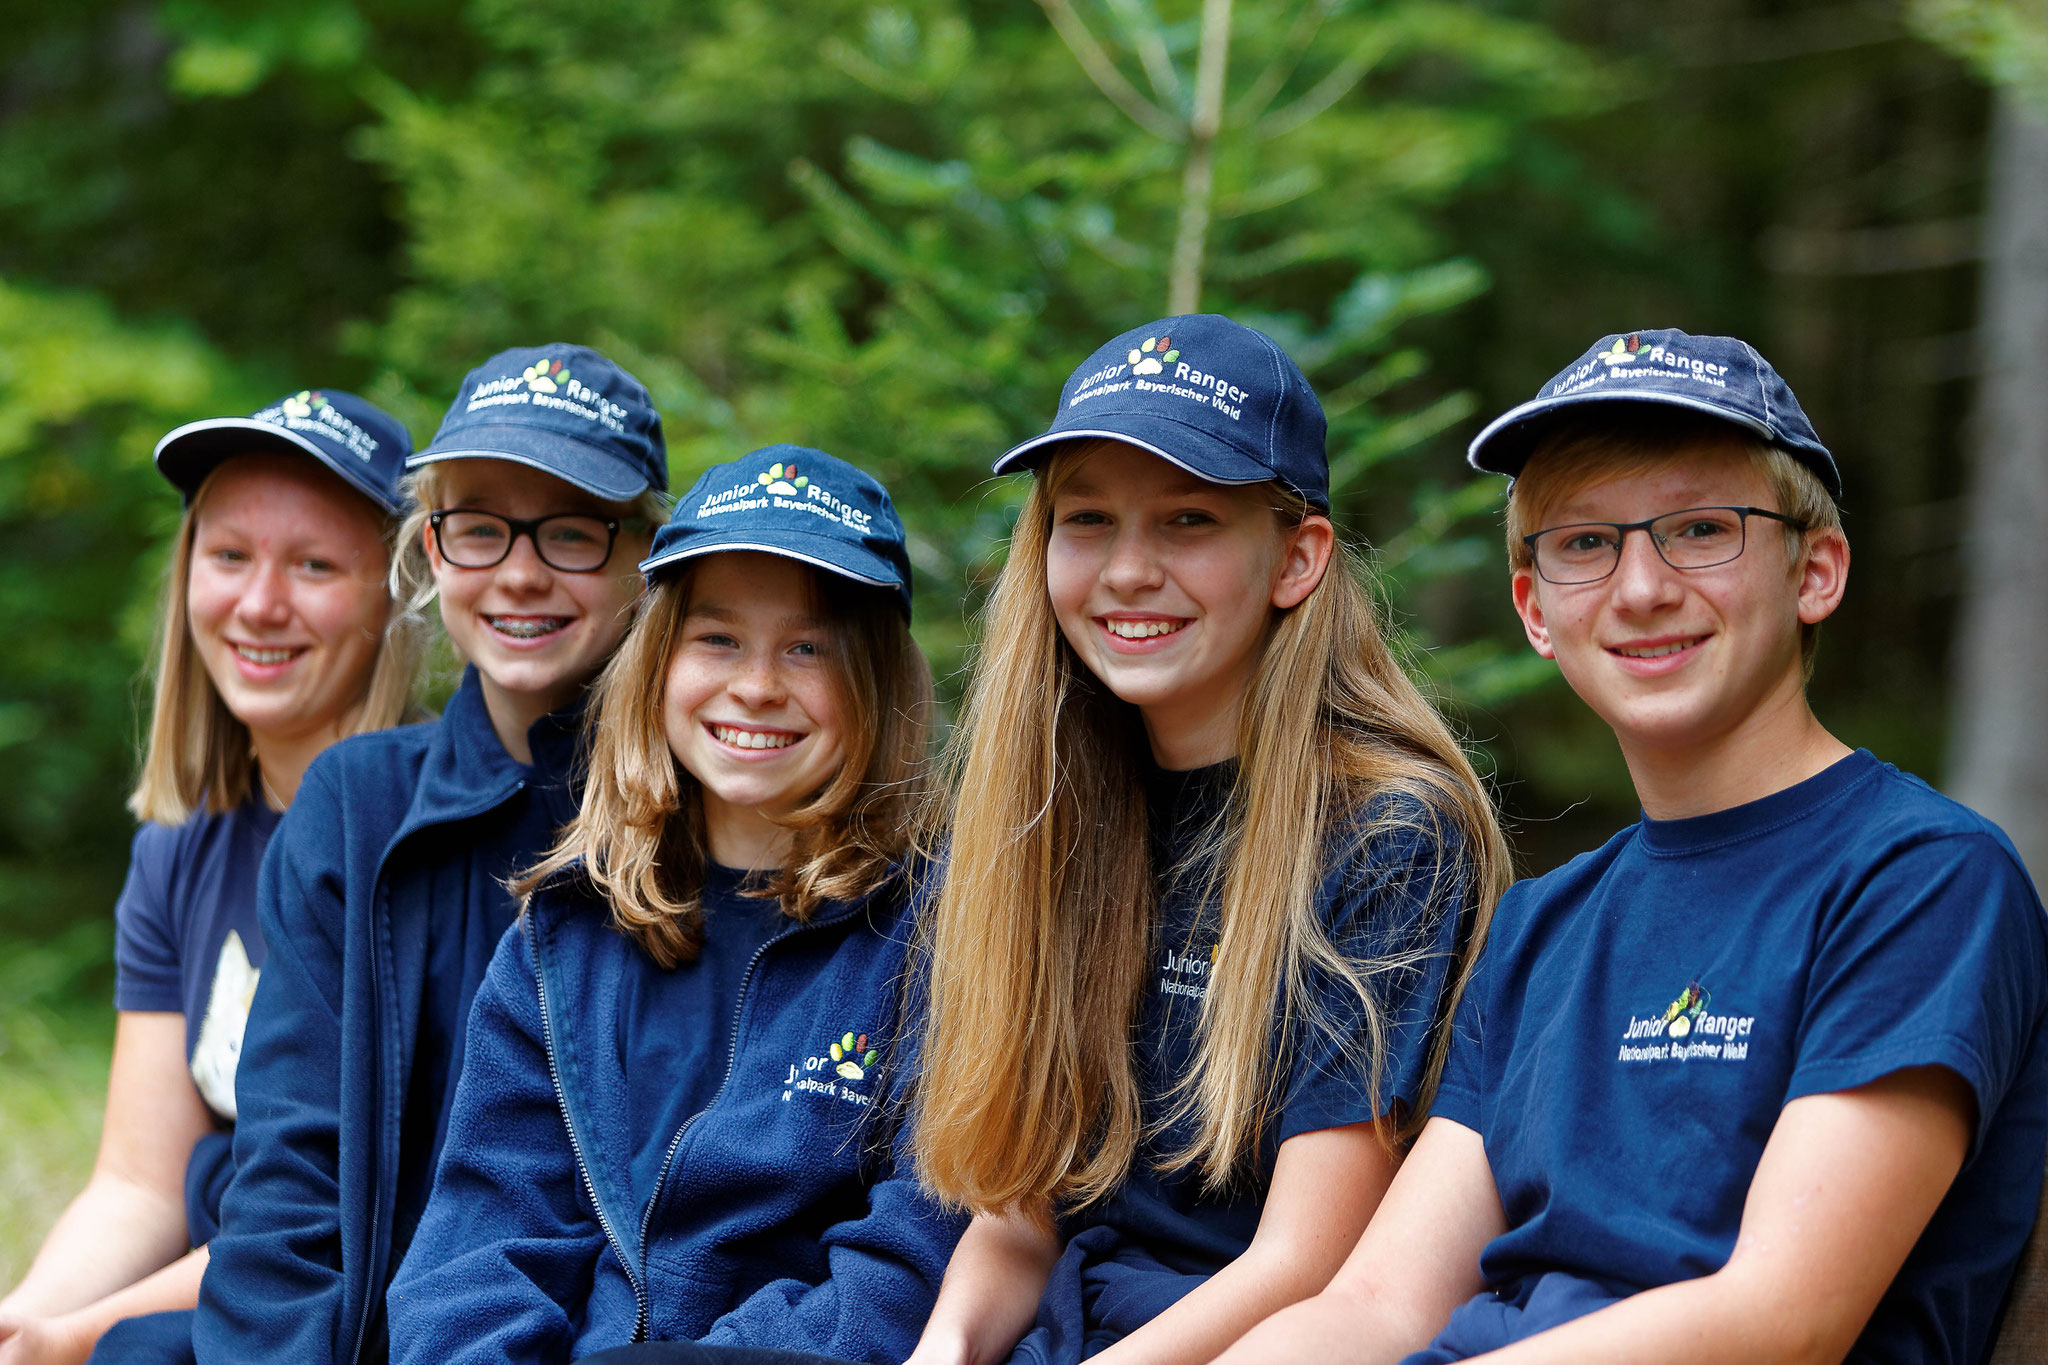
top-left (1795, 526), bottom-right (1849, 628)
top-left (1271, 514), bottom-right (1335, 610)
top-left (1511, 567), bottom-right (1556, 659)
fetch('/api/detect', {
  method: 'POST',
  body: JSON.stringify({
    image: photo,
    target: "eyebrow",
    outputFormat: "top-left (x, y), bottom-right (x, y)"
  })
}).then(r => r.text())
top-left (684, 603), bottom-right (824, 632)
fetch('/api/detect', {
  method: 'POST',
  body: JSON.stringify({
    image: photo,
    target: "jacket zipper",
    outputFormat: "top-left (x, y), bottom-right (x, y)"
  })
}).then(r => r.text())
top-left (533, 923), bottom-right (649, 1335)
top-left (630, 906), bottom-right (855, 1342)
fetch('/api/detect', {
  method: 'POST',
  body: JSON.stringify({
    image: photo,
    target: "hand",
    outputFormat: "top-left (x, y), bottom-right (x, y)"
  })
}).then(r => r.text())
top-left (0, 1313), bottom-right (95, 1365)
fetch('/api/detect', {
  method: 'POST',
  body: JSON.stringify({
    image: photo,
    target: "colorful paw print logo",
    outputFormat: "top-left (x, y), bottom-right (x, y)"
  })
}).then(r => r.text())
top-left (757, 461), bottom-right (809, 496)
top-left (1128, 335), bottom-right (1179, 376)
top-left (830, 1031), bottom-right (878, 1081)
top-left (1598, 334), bottom-right (1643, 367)
top-left (1662, 980), bottom-right (1711, 1039)
top-left (281, 390), bottom-right (330, 419)
top-left (522, 358), bottom-right (572, 393)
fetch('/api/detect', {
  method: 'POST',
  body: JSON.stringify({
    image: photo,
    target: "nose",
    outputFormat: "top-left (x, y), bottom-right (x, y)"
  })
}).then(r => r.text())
top-left (492, 532), bottom-right (555, 593)
top-left (728, 649), bottom-right (788, 710)
top-left (1101, 523), bottom-right (1166, 597)
top-left (238, 560), bottom-right (294, 627)
top-left (1607, 526), bottom-right (1685, 614)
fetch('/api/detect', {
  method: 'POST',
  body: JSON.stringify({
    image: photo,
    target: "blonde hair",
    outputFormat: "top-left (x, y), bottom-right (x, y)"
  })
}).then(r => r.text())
top-left (913, 445), bottom-right (1512, 1215)
top-left (1504, 408), bottom-right (1843, 668)
top-left (129, 467), bottom-right (426, 825)
top-left (517, 564), bottom-right (934, 965)
top-left (390, 463), bottom-right (671, 615)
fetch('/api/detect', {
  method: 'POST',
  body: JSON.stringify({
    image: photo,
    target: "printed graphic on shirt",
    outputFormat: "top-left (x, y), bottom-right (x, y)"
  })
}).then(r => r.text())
top-left (190, 930), bottom-right (261, 1119)
top-left (695, 458), bottom-right (876, 535)
top-left (1617, 977), bottom-right (1755, 1065)
top-left (783, 1028), bottom-right (881, 1108)
top-left (1159, 941), bottom-right (1216, 1002)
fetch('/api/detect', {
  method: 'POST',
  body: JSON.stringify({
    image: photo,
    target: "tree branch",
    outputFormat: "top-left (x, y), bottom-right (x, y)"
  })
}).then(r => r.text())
top-left (1254, 29), bottom-right (1394, 141)
top-left (1035, 0), bottom-right (1185, 142)
top-left (1105, 0), bottom-right (1185, 112)
top-left (1168, 0), bottom-right (1234, 313)
top-left (1229, 0), bottom-right (1329, 129)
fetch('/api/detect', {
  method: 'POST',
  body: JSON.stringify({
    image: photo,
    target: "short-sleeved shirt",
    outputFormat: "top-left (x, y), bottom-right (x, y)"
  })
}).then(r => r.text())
top-left (1432, 750), bottom-right (2048, 1363)
top-left (1074, 760), bottom-right (1472, 1275)
top-left (113, 798), bottom-right (283, 1122)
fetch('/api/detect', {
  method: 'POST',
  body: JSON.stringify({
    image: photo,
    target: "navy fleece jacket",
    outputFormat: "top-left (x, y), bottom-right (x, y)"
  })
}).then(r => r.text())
top-left (383, 865), bottom-right (965, 1364)
top-left (194, 669), bottom-right (582, 1365)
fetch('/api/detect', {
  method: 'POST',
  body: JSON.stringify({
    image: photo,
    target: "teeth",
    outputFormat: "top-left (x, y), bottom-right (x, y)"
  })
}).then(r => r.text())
top-left (714, 726), bottom-right (798, 750)
top-left (234, 645), bottom-right (299, 665)
top-left (488, 616), bottom-right (569, 639)
top-left (1616, 639), bottom-right (1697, 659)
top-left (1104, 619), bottom-right (1185, 640)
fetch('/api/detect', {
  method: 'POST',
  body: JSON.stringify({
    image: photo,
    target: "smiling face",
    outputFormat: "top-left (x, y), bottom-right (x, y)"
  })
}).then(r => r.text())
top-left (427, 459), bottom-right (650, 744)
top-left (1510, 436), bottom-right (1847, 770)
top-left (662, 552), bottom-right (849, 869)
top-left (1043, 443), bottom-right (1332, 769)
top-left (186, 455), bottom-right (393, 751)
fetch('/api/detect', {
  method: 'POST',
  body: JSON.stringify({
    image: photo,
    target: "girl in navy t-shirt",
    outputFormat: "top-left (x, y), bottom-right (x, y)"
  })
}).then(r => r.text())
top-left (905, 317), bottom-right (1511, 1365)
top-left (385, 448), bottom-right (962, 1365)
top-left (0, 391), bottom-right (423, 1365)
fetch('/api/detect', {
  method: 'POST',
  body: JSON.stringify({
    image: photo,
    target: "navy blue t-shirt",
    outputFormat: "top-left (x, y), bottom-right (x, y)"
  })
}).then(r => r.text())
top-left (622, 863), bottom-right (791, 1199)
top-left (114, 797), bottom-right (283, 1122)
top-left (1041, 763), bottom-right (1470, 1325)
top-left (1431, 751), bottom-right (2048, 1364)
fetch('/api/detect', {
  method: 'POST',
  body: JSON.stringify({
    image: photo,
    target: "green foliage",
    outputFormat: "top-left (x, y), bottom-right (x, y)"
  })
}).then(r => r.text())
top-left (1911, 0), bottom-right (2048, 99)
top-left (0, 279), bottom-right (245, 934)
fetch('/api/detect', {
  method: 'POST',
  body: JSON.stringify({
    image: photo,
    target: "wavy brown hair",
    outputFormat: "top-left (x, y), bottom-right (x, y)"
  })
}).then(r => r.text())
top-left (913, 445), bottom-right (1512, 1215)
top-left (518, 562), bottom-right (934, 964)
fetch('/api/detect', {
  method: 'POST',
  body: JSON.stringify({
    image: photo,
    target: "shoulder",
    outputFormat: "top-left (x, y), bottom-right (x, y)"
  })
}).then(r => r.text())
top-left (1486, 824), bottom-right (1640, 938)
top-left (1848, 760), bottom-right (2034, 878)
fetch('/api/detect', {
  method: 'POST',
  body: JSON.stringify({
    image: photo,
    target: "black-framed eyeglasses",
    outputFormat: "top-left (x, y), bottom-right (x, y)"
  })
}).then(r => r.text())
top-left (429, 509), bottom-right (628, 573)
top-left (1523, 506), bottom-right (1809, 586)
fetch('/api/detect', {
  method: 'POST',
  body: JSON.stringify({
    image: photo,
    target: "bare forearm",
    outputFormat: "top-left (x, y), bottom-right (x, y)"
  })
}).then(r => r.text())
top-left (906, 1209), bottom-right (1061, 1365)
top-left (32, 1249), bottom-right (209, 1365)
top-left (1468, 1270), bottom-right (1837, 1365)
top-left (1212, 1277), bottom-right (1444, 1365)
top-left (0, 1177), bottom-right (191, 1320)
top-left (1093, 1237), bottom-right (1358, 1365)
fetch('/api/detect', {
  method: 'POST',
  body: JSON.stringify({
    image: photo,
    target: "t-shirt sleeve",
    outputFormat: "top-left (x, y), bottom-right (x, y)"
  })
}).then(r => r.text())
top-left (1787, 830), bottom-right (2048, 1156)
top-left (1276, 807), bottom-right (1475, 1143)
top-left (1427, 918), bottom-right (1491, 1132)
top-left (113, 822), bottom-right (186, 1014)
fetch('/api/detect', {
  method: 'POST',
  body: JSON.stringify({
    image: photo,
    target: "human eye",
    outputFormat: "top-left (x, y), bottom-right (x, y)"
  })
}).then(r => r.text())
top-left (542, 518), bottom-right (602, 547)
top-left (1056, 506), bottom-right (1111, 528)
top-left (1557, 529), bottom-right (1616, 555)
top-left (1664, 511), bottom-right (1740, 544)
top-left (297, 557), bottom-right (340, 576)
top-left (1168, 507), bottom-right (1219, 528)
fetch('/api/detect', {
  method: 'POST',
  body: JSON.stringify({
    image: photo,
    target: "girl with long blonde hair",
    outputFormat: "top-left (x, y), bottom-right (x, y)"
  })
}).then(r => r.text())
top-left (386, 446), bottom-right (964, 1365)
top-left (0, 391), bottom-right (421, 1365)
top-left (907, 316), bottom-right (1511, 1365)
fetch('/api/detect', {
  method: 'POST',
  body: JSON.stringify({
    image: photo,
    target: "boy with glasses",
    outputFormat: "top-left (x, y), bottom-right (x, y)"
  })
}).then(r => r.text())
top-left (1218, 328), bottom-right (2048, 1364)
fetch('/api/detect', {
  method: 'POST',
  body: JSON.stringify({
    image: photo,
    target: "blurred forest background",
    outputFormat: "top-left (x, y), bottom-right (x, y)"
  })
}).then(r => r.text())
top-left (3, 0), bottom-right (2046, 1260)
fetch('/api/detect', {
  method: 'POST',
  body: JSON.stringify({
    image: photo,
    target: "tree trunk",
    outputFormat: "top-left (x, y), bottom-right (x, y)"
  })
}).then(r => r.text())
top-left (1947, 88), bottom-right (2048, 877)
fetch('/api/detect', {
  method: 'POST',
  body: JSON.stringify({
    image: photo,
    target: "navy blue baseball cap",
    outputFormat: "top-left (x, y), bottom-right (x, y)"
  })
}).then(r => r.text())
top-left (993, 315), bottom-right (1331, 512)
top-left (154, 389), bottom-right (412, 514)
top-left (1467, 328), bottom-right (1841, 500)
top-left (409, 344), bottom-right (667, 500)
top-left (640, 445), bottom-right (913, 619)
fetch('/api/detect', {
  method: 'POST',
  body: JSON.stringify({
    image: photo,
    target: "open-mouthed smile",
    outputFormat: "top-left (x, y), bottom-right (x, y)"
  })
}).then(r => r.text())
top-left (708, 722), bottom-right (804, 752)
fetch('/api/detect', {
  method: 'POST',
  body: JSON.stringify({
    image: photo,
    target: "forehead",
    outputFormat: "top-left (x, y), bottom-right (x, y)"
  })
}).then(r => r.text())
top-left (195, 454), bottom-right (384, 536)
top-left (683, 551), bottom-right (820, 618)
top-left (435, 458), bottom-right (613, 515)
top-left (1532, 439), bottom-right (1771, 526)
top-left (1055, 442), bottom-right (1254, 502)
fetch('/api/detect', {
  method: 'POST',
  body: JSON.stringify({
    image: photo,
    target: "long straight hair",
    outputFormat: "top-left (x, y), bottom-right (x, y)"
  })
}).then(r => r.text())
top-left (914, 446), bottom-right (1512, 1214)
top-left (518, 564), bottom-right (935, 963)
top-left (129, 469), bottom-right (425, 825)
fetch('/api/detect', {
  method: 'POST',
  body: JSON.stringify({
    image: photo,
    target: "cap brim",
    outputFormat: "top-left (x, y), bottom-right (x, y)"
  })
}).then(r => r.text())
top-left (994, 420), bottom-right (1277, 486)
top-left (1467, 391), bottom-right (1782, 480)
top-left (154, 418), bottom-right (404, 514)
top-left (410, 422), bottom-right (653, 502)
top-left (639, 531), bottom-right (911, 617)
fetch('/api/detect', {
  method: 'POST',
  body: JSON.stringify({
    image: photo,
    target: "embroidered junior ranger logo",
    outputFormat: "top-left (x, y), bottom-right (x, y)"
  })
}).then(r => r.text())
top-left (783, 1028), bottom-right (882, 1108)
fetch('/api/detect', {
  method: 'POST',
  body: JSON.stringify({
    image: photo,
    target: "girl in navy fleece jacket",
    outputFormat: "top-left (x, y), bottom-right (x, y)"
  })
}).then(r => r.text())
top-left (385, 447), bottom-right (964, 1365)
top-left (187, 346), bottom-right (666, 1365)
